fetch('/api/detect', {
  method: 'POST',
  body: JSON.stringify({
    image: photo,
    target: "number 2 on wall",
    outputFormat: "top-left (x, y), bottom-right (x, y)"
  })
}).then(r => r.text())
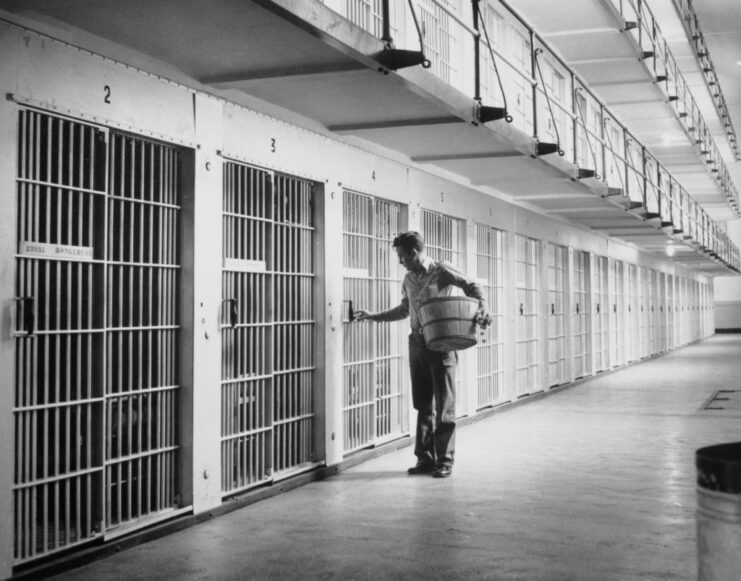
top-left (104, 85), bottom-right (111, 104)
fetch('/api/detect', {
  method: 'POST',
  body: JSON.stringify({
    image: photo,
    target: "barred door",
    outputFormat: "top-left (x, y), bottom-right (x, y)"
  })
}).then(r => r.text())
top-left (479, 3), bottom-right (505, 108)
top-left (639, 267), bottom-right (650, 357)
top-left (13, 109), bottom-right (183, 563)
top-left (592, 255), bottom-right (608, 372)
top-left (649, 269), bottom-right (659, 355)
top-left (475, 224), bottom-right (504, 407)
top-left (516, 235), bottom-right (539, 396)
top-left (572, 250), bottom-right (591, 379)
top-left (610, 260), bottom-right (624, 367)
top-left (657, 272), bottom-right (666, 353)
top-left (220, 161), bottom-right (317, 496)
top-left (106, 132), bottom-right (182, 533)
top-left (667, 274), bottom-right (675, 350)
top-left (415, 0), bottom-right (456, 84)
top-left (626, 264), bottom-right (639, 363)
top-left (342, 191), bottom-right (406, 453)
top-left (546, 243), bottom-right (567, 387)
top-left (341, 0), bottom-right (404, 40)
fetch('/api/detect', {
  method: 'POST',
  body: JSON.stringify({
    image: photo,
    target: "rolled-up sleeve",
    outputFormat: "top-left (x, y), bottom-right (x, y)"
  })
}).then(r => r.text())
top-left (373, 284), bottom-right (410, 322)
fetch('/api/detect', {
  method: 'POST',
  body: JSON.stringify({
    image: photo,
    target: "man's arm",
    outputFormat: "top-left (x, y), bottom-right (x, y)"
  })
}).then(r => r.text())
top-left (354, 289), bottom-right (410, 322)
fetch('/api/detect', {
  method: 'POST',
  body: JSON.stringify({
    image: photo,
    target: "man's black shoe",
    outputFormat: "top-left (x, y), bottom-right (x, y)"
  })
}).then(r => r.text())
top-left (432, 465), bottom-right (452, 478)
top-left (407, 463), bottom-right (436, 475)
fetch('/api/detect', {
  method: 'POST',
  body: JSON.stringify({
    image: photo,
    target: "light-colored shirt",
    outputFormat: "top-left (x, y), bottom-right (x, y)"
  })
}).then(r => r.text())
top-left (375, 256), bottom-right (486, 331)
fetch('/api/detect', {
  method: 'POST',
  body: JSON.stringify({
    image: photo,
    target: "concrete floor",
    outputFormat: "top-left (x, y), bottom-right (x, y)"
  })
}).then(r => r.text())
top-left (47, 334), bottom-right (741, 581)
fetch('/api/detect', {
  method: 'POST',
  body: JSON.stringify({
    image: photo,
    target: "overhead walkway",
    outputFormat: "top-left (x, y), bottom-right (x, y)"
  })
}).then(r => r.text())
top-left (507, 0), bottom-right (739, 221)
top-left (2, 0), bottom-right (737, 275)
top-left (41, 334), bottom-right (741, 581)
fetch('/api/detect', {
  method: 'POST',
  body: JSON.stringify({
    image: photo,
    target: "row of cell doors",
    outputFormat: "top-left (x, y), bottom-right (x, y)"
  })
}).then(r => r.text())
top-left (12, 110), bottom-right (323, 563)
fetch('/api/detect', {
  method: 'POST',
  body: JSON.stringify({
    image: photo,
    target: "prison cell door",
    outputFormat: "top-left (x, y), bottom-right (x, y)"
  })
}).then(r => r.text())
top-left (648, 269), bottom-right (659, 355)
top-left (677, 276), bottom-right (683, 345)
top-left (414, 0), bottom-right (455, 85)
top-left (13, 109), bottom-right (183, 563)
top-left (546, 243), bottom-right (567, 387)
top-left (220, 161), bottom-right (317, 496)
top-left (105, 132), bottom-right (182, 536)
top-left (610, 260), bottom-right (625, 368)
top-left (657, 272), bottom-right (667, 353)
top-left (421, 209), bottom-right (469, 414)
top-left (592, 255), bottom-right (608, 373)
top-left (702, 282), bottom-right (711, 338)
top-left (479, 3), bottom-right (505, 108)
top-left (692, 281), bottom-right (699, 340)
top-left (341, 0), bottom-right (404, 39)
top-left (341, 191), bottom-right (406, 454)
top-left (626, 263), bottom-right (639, 363)
top-left (475, 224), bottom-right (505, 408)
top-left (515, 235), bottom-right (540, 396)
top-left (639, 267), bottom-right (650, 358)
top-left (572, 250), bottom-right (591, 379)
top-left (667, 274), bottom-right (675, 350)
top-left (511, 29), bottom-right (533, 136)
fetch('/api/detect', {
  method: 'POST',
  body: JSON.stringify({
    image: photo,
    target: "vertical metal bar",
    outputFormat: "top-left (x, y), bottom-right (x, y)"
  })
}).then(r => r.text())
top-left (473, 0), bottom-right (481, 103)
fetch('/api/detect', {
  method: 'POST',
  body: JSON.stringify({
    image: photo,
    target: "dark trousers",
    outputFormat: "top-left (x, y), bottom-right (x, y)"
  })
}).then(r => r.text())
top-left (408, 333), bottom-right (457, 467)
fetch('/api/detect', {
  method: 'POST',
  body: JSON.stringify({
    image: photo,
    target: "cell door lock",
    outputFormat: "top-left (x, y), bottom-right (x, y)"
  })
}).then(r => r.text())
top-left (14, 296), bottom-right (34, 336)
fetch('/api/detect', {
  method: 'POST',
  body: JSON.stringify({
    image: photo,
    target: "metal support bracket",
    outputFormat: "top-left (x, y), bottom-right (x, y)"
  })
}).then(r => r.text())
top-left (477, 105), bottom-right (508, 124)
top-left (536, 142), bottom-right (560, 156)
top-left (374, 49), bottom-right (429, 72)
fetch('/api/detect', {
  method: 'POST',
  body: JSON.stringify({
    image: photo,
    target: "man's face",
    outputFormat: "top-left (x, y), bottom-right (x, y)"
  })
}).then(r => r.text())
top-left (396, 246), bottom-right (422, 272)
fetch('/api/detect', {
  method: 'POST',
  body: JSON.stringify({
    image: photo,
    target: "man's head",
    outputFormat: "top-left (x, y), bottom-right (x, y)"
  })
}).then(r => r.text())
top-left (393, 231), bottom-right (426, 272)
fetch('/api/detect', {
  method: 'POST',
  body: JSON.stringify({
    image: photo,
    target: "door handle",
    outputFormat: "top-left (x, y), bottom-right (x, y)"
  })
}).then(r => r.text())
top-left (15, 296), bottom-right (34, 336)
top-left (222, 298), bottom-right (238, 328)
top-left (342, 299), bottom-right (354, 323)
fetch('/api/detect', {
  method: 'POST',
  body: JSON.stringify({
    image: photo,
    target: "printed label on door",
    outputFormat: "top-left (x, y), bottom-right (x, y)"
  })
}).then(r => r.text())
top-left (20, 241), bottom-right (93, 261)
top-left (224, 258), bottom-right (267, 272)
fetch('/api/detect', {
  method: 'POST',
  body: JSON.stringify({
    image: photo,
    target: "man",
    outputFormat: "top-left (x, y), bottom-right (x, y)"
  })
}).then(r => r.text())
top-left (354, 231), bottom-right (490, 478)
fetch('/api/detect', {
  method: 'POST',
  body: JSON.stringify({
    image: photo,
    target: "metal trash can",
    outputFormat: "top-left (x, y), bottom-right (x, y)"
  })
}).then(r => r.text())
top-left (696, 442), bottom-right (741, 581)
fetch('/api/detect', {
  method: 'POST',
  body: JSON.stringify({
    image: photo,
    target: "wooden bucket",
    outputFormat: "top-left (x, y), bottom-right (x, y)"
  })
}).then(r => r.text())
top-left (418, 296), bottom-right (479, 352)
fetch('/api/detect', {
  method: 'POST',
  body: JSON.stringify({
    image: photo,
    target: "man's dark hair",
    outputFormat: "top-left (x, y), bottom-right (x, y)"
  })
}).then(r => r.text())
top-left (393, 231), bottom-right (425, 254)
